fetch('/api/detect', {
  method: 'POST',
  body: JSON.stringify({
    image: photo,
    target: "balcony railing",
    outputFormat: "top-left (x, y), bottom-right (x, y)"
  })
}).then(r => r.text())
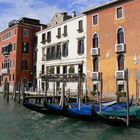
top-left (2, 51), bottom-right (10, 55)
top-left (77, 28), bottom-right (83, 33)
top-left (115, 70), bottom-right (126, 80)
top-left (56, 34), bottom-right (61, 39)
top-left (91, 48), bottom-right (100, 56)
top-left (46, 53), bottom-right (61, 61)
top-left (91, 72), bottom-right (100, 80)
top-left (62, 33), bottom-right (68, 37)
top-left (115, 43), bottom-right (125, 53)
top-left (1, 68), bottom-right (9, 74)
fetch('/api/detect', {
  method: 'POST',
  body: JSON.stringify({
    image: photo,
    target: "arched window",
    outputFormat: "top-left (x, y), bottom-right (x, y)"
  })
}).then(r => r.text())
top-left (117, 28), bottom-right (124, 44)
top-left (22, 60), bottom-right (28, 70)
top-left (93, 34), bottom-right (98, 48)
top-left (118, 54), bottom-right (124, 70)
top-left (93, 57), bottom-right (98, 72)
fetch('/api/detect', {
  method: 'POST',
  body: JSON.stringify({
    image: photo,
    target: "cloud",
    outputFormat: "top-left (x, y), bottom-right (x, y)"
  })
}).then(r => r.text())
top-left (0, 0), bottom-right (112, 31)
top-left (0, 0), bottom-right (63, 31)
top-left (65, 0), bottom-right (112, 12)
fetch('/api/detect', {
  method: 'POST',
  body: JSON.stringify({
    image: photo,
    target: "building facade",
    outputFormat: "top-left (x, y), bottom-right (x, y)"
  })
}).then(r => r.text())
top-left (0, 17), bottom-right (43, 91)
top-left (36, 13), bottom-right (87, 96)
top-left (83, 0), bottom-right (140, 98)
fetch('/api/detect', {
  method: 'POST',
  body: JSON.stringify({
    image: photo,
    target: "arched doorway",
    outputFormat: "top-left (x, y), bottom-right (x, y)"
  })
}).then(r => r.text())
top-left (22, 78), bottom-right (28, 91)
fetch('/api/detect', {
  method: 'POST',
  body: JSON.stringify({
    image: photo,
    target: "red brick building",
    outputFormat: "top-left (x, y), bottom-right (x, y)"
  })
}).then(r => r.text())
top-left (0, 17), bottom-right (44, 91)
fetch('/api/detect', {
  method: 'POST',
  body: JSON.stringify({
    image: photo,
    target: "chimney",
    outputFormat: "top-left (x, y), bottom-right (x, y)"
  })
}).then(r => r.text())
top-left (72, 11), bottom-right (76, 17)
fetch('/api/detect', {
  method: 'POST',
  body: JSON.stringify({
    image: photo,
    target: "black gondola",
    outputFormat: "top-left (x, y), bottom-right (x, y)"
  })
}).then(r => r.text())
top-left (23, 102), bottom-right (50, 115)
top-left (91, 104), bottom-right (139, 127)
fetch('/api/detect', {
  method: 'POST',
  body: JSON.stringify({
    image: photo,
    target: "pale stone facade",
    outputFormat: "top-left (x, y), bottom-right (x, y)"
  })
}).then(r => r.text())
top-left (36, 13), bottom-right (87, 96)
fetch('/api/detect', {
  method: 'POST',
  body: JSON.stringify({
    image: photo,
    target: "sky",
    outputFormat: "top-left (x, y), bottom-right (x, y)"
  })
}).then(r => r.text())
top-left (0, 0), bottom-right (112, 31)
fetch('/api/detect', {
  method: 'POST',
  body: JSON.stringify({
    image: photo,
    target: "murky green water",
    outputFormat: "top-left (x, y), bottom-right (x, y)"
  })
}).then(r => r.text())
top-left (0, 95), bottom-right (140, 140)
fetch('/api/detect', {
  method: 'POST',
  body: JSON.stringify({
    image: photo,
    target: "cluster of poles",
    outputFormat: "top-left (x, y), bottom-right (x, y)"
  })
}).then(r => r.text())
top-left (3, 80), bottom-right (25, 103)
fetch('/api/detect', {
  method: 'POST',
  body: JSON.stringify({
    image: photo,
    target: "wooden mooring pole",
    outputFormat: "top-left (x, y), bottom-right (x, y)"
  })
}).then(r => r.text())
top-left (6, 82), bottom-right (9, 102)
top-left (126, 69), bottom-right (130, 127)
top-left (3, 79), bottom-right (7, 99)
top-left (136, 79), bottom-right (139, 105)
top-left (18, 82), bottom-right (21, 103)
top-left (99, 73), bottom-right (103, 113)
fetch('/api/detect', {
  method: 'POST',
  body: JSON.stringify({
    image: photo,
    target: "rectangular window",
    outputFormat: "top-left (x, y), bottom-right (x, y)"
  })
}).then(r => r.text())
top-left (77, 39), bottom-right (84, 55)
top-left (57, 66), bottom-right (60, 74)
top-left (56, 45), bottom-right (61, 59)
top-left (42, 65), bottom-right (44, 74)
top-left (56, 28), bottom-right (61, 38)
top-left (13, 43), bottom-right (16, 51)
top-left (47, 31), bottom-right (51, 42)
top-left (62, 43), bottom-right (68, 57)
top-left (78, 64), bottom-right (83, 74)
top-left (42, 33), bottom-right (46, 42)
top-left (47, 48), bottom-right (51, 60)
top-left (93, 84), bottom-right (98, 92)
top-left (63, 66), bottom-right (67, 74)
top-left (23, 28), bottom-right (29, 37)
top-left (9, 74), bottom-right (11, 81)
top-left (77, 20), bottom-right (83, 32)
top-left (51, 46), bottom-right (55, 59)
top-left (116, 7), bottom-right (123, 19)
top-left (22, 42), bottom-right (29, 53)
top-left (63, 25), bottom-right (67, 36)
top-left (13, 74), bottom-right (15, 81)
top-left (92, 15), bottom-right (98, 25)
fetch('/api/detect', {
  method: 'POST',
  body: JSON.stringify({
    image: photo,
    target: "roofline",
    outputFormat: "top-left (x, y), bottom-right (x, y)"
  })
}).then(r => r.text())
top-left (83, 0), bottom-right (132, 14)
top-left (0, 23), bottom-right (42, 35)
top-left (36, 14), bottom-right (85, 35)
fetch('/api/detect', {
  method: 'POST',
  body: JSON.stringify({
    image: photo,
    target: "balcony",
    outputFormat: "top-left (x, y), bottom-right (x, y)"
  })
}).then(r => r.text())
top-left (91, 72), bottom-right (100, 80)
top-left (1, 68), bottom-right (9, 74)
top-left (46, 53), bottom-right (61, 61)
top-left (46, 38), bottom-right (51, 43)
top-left (77, 28), bottom-right (83, 33)
top-left (62, 33), bottom-right (67, 37)
top-left (115, 43), bottom-right (125, 53)
top-left (56, 34), bottom-right (61, 39)
top-left (40, 40), bottom-right (46, 45)
top-left (115, 70), bottom-right (126, 80)
top-left (91, 48), bottom-right (100, 56)
top-left (2, 51), bottom-right (10, 55)
top-left (42, 55), bottom-right (46, 61)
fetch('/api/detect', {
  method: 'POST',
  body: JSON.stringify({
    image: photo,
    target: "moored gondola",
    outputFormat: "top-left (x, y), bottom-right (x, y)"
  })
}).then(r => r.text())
top-left (91, 104), bottom-right (140, 127)
top-left (23, 102), bottom-right (50, 115)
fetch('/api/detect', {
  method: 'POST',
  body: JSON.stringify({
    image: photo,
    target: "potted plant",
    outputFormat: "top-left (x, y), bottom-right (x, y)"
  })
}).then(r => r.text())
top-left (91, 90), bottom-right (99, 96)
top-left (115, 91), bottom-right (127, 98)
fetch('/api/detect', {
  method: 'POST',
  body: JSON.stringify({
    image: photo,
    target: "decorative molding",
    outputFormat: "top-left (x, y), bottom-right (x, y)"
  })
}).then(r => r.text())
top-left (106, 50), bottom-right (109, 58)
top-left (133, 54), bottom-right (138, 65)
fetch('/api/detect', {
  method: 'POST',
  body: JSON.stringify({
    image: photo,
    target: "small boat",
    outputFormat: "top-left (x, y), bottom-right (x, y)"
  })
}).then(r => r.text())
top-left (92, 104), bottom-right (140, 126)
top-left (23, 102), bottom-right (50, 115)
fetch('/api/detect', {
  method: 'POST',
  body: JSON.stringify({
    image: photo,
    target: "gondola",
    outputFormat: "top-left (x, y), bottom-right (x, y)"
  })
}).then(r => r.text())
top-left (63, 101), bottom-right (129, 121)
top-left (23, 102), bottom-right (50, 115)
top-left (91, 104), bottom-right (140, 127)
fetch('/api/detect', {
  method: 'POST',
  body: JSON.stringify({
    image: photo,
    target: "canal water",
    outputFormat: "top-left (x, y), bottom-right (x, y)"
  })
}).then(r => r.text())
top-left (0, 95), bottom-right (140, 140)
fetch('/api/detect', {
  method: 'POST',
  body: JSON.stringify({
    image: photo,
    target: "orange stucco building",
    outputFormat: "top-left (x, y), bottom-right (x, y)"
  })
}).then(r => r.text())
top-left (83, 0), bottom-right (140, 98)
top-left (0, 17), bottom-right (43, 91)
